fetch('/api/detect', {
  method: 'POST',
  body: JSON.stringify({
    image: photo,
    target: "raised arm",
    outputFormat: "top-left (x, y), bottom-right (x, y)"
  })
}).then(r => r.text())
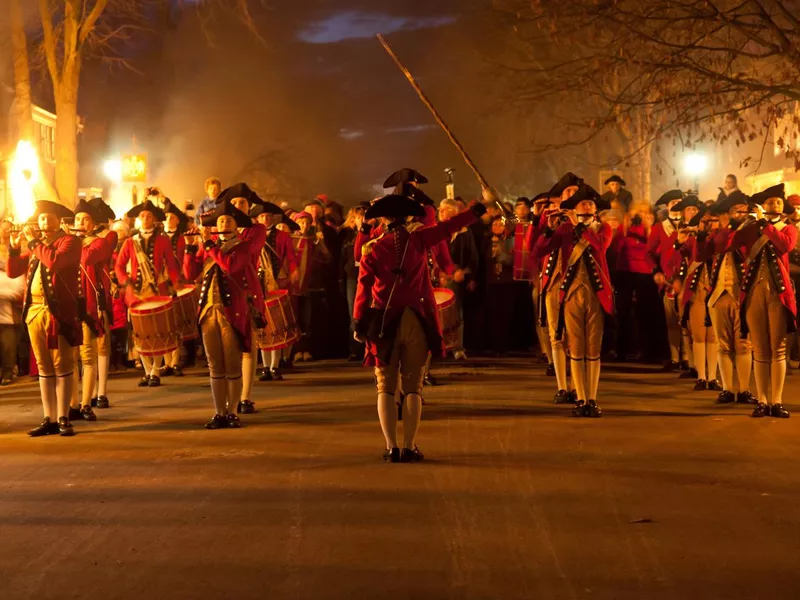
top-left (415, 207), bottom-right (482, 250)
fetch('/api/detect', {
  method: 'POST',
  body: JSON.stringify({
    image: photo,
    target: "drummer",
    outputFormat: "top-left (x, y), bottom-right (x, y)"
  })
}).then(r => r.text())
top-left (67, 198), bottom-right (114, 423)
top-left (162, 199), bottom-right (189, 377)
top-left (114, 200), bottom-right (181, 388)
top-left (216, 183), bottom-right (269, 414)
top-left (88, 197), bottom-right (118, 410)
top-left (251, 204), bottom-right (300, 382)
top-left (183, 199), bottom-right (267, 428)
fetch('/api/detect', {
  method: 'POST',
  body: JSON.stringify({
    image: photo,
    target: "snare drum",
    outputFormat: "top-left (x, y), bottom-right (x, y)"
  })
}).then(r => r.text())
top-left (433, 287), bottom-right (462, 350)
top-left (256, 290), bottom-right (302, 351)
top-left (172, 284), bottom-right (200, 341)
top-left (129, 296), bottom-right (179, 356)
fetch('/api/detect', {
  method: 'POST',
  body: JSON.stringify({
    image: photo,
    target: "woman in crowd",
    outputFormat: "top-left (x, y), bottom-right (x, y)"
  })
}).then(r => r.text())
top-left (484, 215), bottom-right (516, 356)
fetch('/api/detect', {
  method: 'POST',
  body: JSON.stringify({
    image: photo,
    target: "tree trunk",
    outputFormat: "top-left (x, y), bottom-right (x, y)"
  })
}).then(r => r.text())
top-left (54, 89), bottom-right (79, 207)
top-left (9, 0), bottom-right (34, 141)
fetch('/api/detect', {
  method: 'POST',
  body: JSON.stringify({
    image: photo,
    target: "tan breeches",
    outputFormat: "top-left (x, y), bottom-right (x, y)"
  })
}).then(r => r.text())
top-left (709, 293), bottom-right (751, 355)
top-left (375, 308), bottom-right (428, 395)
top-left (201, 306), bottom-right (242, 379)
top-left (564, 285), bottom-right (603, 359)
top-left (688, 290), bottom-right (715, 344)
top-left (532, 283), bottom-right (552, 359)
top-left (545, 280), bottom-right (564, 351)
top-left (79, 322), bottom-right (98, 367)
top-left (746, 281), bottom-right (787, 362)
top-left (27, 309), bottom-right (74, 377)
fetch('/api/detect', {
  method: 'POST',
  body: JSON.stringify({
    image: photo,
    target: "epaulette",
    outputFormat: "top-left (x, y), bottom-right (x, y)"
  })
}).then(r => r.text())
top-left (362, 233), bottom-right (386, 257)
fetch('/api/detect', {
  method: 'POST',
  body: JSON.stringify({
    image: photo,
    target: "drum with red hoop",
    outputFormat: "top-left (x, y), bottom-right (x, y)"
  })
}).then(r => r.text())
top-left (172, 284), bottom-right (200, 341)
top-left (433, 287), bottom-right (461, 350)
top-left (129, 296), bottom-right (179, 357)
top-left (256, 290), bottom-right (302, 351)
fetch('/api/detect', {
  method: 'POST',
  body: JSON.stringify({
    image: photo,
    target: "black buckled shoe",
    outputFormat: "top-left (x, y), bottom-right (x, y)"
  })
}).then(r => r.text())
top-left (771, 404), bottom-right (790, 419)
top-left (737, 391), bottom-right (756, 405)
top-left (148, 375), bottom-right (161, 388)
top-left (161, 366), bottom-right (175, 377)
top-left (90, 397), bottom-right (98, 407)
top-left (238, 399), bottom-right (255, 414)
top-left (400, 446), bottom-right (424, 463)
top-left (28, 417), bottom-right (59, 437)
top-left (58, 417), bottom-right (75, 437)
top-left (227, 414), bottom-right (242, 428)
top-left (568, 389), bottom-right (578, 404)
top-left (423, 373), bottom-right (438, 387)
top-left (96, 396), bottom-right (110, 409)
top-left (585, 400), bottom-right (603, 418)
top-left (716, 391), bottom-right (736, 404)
top-left (80, 406), bottom-right (97, 421)
top-left (383, 447), bottom-right (401, 463)
top-left (679, 360), bottom-right (691, 372)
top-left (204, 414), bottom-right (227, 429)
top-left (663, 360), bottom-right (680, 372)
top-left (270, 368), bottom-right (284, 381)
top-left (172, 367), bottom-right (184, 377)
top-left (751, 403), bottom-right (770, 418)
top-left (138, 375), bottom-right (150, 387)
top-left (693, 379), bottom-right (707, 391)
top-left (258, 368), bottom-right (273, 382)
top-left (546, 363), bottom-right (556, 377)
top-left (68, 407), bottom-right (82, 421)
top-left (679, 368), bottom-right (698, 379)
top-left (707, 379), bottom-right (723, 391)
top-left (572, 400), bottom-right (587, 417)
top-left (553, 389), bottom-right (570, 404)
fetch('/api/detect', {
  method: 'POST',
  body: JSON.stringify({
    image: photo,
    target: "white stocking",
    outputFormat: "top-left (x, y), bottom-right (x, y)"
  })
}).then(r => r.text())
top-left (241, 350), bottom-right (256, 401)
top-left (718, 352), bottom-right (734, 391)
top-left (56, 373), bottom-right (73, 420)
top-left (271, 350), bottom-right (280, 369)
top-left (553, 346), bottom-right (568, 391)
top-left (39, 376), bottom-right (57, 419)
top-left (707, 342), bottom-right (719, 381)
top-left (753, 360), bottom-right (770, 404)
top-left (694, 343), bottom-right (707, 381)
top-left (141, 354), bottom-right (153, 375)
top-left (570, 358), bottom-right (587, 401)
top-left (377, 392), bottom-right (398, 449)
top-left (735, 352), bottom-right (752, 392)
top-left (403, 393), bottom-right (423, 449)
top-left (260, 349), bottom-right (270, 369)
top-left (97, 355), bottom-right (109, 397)
top-left (81, 364), bottom-right (95, 407)
top-left (770, 359), bottom-right (787, 406)
top-left (150, 354), bottom-right (163, 377)
top-left (227, 377), bottom-right (243, 415)
top-left (210, 377), bottom-right (227, 414)
top-left (586, 358), bottom-right (601, 400)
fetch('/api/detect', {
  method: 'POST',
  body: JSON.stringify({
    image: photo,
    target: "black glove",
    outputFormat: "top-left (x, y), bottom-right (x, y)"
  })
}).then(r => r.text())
top-left (471, 203), bottom-right (487, 218)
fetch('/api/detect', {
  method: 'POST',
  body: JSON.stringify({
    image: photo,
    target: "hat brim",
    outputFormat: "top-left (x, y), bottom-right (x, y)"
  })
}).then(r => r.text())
top-left (365, 195), bottom-right (426, 220)
top-left (34, 200), bottom-right (74, 221)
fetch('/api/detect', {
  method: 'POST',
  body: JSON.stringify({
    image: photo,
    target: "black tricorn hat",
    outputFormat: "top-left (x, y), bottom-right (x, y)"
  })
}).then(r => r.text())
top-left (216, 182), bottom-right (265, 208)
top-left (711, 189), bottom-right (751, 215)
top-left (686, 203), bottom-right (709, 227)
top-left (383, 168), bottom-right (428, 188)
top-left (89, 197), bottom-right (116, 221)
top-left (672, 194), bottom-right (704, 212)
top-left (248, 201), bottom-right (284, 218)
top-left (395, 182), bottom-right (435, 207)
top-left (163, 199), bottom-right (189, 226)
top-left (560, 183), bottom-right (610, 211)
top-left (201, 198), bottom-right (253, 228)
top-left (548, 172), bottom-right (584, 198)
top-left (532, 192), bottom-right (551, 204)
top-left (365, 194), bottom-right (426, 220)
top-left (127, 200), bottom-right (166, 221)
top-left (655, 189), bottom-right (685, 206)
top-left (750, 183), bottom-right (792, 213)
top-left (604, 174), bottom-right (626, 186)
top-left (34, 200), bottom-right (74, 220)
top-left (73, 198), bottom-right (105, 222)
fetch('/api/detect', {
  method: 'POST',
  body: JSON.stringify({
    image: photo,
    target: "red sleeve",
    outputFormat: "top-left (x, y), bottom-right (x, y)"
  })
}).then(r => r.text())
top-left (646, 224), bottom-right (662, 260)
top-left (83, 236), bottom-right (113, 266)
top-left (280, 232), bottom-right (298, 273)
top-left (532, 225), bottom-right (561, 261)
top-left (183, 244), bottom-right (204, 281)
top-left (32, 234), bottom-right (81, 270)
top-left (115, 239), bottom-right (132, 285)
top-left (175, 235), bottom-right (186, 264)
top-left (762, 222), bottom-right (797, 255)
top-left (246, 224), bottom-right (268, 255)
top-left (584, 222), bottom-right (613, 252)
top-left (104, 230), bottom-right (118, 251)
top-left (415, 210), bottom-right (477, 249)
top-left (7, 251), bottom-right (30, 279)
top-left (157, 236), bottom-right (180, 286)
top-left (207, 242), bottom-right (252, 276)
top-left (353, 253), bottom-right (375, 321)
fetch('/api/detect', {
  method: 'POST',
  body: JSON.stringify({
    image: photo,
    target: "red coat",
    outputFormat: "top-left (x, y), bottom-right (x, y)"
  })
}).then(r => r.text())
top-left (535, 221), bottom-right (614, 316)
top-left (115, 232), bottom-right (180, 302)
top-left (183, 228), bottom-right (266, 352)
top-left (165, 232), bottom-right (187, 268)
top-left (262, 227), bottom-right (298, 291)
top-left (79, 235), bottom-right (114, 336)
top-left (354, 210), bottom-right (478, 366)
top-left (647, 220), bottom-right (680, 276)
top-left (8, 233), bottom-right (83, 348)
top-left (613, 224), bottom-right (656, 274)
top-left (95, 229), bottom-right (118, 321)
top-left (734, 220), bottom-right (798, 318)
top-left (676, 234), bottom-right (714, 312)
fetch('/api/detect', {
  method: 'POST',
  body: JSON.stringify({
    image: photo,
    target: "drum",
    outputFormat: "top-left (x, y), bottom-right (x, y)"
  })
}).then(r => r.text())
top-left (433, 287), bottom-right (462, 350)
top-left (129, 296), bottom-right (179, 357)
top-left (172, 284), bottom-right (200, 341)
top-left (256, 290), bottom-right (302, 351)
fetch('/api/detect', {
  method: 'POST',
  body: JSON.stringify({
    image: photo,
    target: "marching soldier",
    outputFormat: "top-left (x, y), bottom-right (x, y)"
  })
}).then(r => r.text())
top-left (354, 193), bottom-right (485, 462)
top-left (538, 184), bottom-right (613, 417)
top-left (114, 200), bottom-right (181, 387)
top-left (699, 190), bottom-right (755, 405)
top-left (532, 172), bottom-right (583, 403)
top-left (736, 184), bottom-right (797, 418)
top-left (67, 198), bottom-right (114, 422)
top-left (525, 192), bottom-right (554, 373)
top-left (183, 199), bottom-right (267, 428)
top-left (9, 201), bottom-right (83, 437)
top-left (251, 203), bottom-right (300, 383)
top-left (649, 189), bottom-right (694, 374)
top-left (673, 199), bottom-right (723, 392)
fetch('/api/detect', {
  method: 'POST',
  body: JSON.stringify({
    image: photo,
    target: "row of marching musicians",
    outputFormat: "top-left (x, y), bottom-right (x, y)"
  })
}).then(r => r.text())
top-left (11, 182), bottom-right (301, 437)
top-left (525, 173), bottom-right (797, 419)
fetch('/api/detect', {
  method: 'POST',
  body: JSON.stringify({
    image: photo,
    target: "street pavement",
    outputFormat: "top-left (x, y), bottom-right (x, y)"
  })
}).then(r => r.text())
top-left (1, 358), bottom-right (799, 600)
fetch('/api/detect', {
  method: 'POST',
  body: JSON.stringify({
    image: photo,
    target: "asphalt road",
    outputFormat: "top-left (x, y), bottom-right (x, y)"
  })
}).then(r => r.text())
top-left (1, 359), bottom-right (799, 600)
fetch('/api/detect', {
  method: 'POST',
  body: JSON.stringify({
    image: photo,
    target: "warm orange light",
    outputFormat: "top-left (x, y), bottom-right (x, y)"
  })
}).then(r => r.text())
top-left (7, 140), bottom-right (40, 222)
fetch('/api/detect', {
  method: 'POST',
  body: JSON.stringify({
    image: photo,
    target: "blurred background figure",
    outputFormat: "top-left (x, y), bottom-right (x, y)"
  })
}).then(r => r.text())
top-left (0, 257), bottom-right (25, 385)
top-left (483, 216), bottom-right (515, 357)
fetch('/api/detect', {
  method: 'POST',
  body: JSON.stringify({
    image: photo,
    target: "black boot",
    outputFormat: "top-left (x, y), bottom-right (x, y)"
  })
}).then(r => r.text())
top-left (58, 417), bottom-right (75, 437)
top-left (693, 379), bottom-right (707, 391)
top-left (28, 417), bottom-right (59, 437)
top-left (751, 403), bottom-right (770, 418)
top-left (771, 404), bottom-right (790, 418)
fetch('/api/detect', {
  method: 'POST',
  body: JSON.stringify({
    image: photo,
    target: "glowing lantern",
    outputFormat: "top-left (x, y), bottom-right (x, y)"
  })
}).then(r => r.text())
top-left (7, 140), bottom-right (41, 222)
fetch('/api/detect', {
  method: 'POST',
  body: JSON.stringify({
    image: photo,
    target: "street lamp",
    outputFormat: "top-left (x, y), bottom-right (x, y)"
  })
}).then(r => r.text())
top-left (103, 159), bottom-right (123, 184)
top-left (683, 152), bottom-right (708, 195)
